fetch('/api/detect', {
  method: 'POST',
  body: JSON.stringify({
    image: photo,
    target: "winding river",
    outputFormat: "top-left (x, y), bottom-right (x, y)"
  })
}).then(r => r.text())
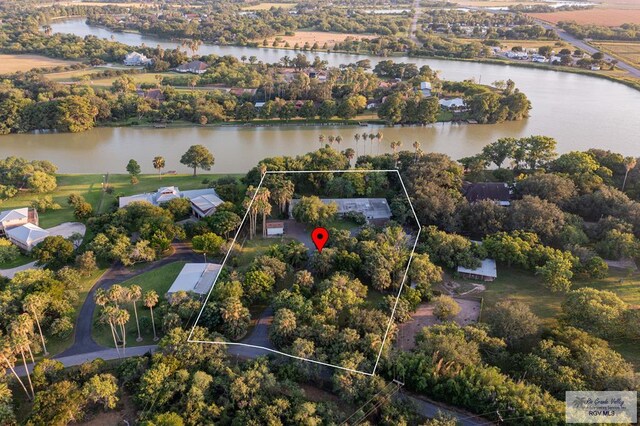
top-left (0, 18), bottom-right (638, 174)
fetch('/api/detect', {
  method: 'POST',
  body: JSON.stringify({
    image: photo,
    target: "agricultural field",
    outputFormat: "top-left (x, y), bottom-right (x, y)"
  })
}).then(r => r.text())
top-left (241, 2), bottom-right (297, 10)
top-left (528, 9), bottom-right (640, 26)
top-left (0, 54), bottom-right (77, 74)
top-left (262, 30), bottom-right (376, 49)
top-left (593, 41), bottom-right (640, 65)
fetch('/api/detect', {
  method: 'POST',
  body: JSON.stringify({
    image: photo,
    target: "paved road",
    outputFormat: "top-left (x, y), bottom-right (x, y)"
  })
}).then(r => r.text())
top-left (57, 242), bottom-right (201, 357)
top-left (0, 261), bottom-right (38, 279)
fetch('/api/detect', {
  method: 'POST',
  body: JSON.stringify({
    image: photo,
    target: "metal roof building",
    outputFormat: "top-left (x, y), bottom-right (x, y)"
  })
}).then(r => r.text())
top-left (167, 263), bottom-right (222, 297)
top-left (457, 259), bottom-right (497, 282)
top-left (6, 223), bottom-right (50, 251)
top-left (289, 198), bottom-right (392, 220)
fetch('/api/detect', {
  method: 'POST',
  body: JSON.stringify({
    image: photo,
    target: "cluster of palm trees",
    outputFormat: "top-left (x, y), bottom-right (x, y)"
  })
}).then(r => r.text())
top-left (94, 285), bottom-right (159, 357)
top-left (318, 134), bottom-right (343, 149)
top-left (0, 293), bottom-right (56, 400)
top-left (353, 131), bottom-right (384, 157)
top-left (243, 175), bottom-right (296, 239)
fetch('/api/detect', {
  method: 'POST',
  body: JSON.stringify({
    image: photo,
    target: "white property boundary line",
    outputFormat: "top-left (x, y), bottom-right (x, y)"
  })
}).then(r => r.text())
top-left (188, 169), bottom-right (421, 376)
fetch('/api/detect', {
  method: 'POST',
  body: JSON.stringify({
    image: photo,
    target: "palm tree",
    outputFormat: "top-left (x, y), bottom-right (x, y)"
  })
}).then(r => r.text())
top-left (318, 134), bottom-right (325, 148)
top-left (361, 133), bottom-right (369, 155)
top-left (354, 133), bottom-right (361, 157)
top-left (412, 141), bottom-right (421, 162)
top-left (270, 179), bottom-right (295, 215)
top-left (128, 285), bottom-right (143, 342)
top-left (622, 156), bottom-right (637, 191)
top-left (22, 293), bottom-right (50, 356)
top-left (0, 333), bottom-right (31, 400)
top-left (254, 187), bottom-right (272, 238)
top-left (10, 314), bottom-right (35, 363)
top-left (94, 288), bottom-right (109, 307)
top-left (100, 306), bottom-right (120, 356)
top-left (376, 131), bottom-right (384, 154)
top-left (328, 135), bottom-right (335, 146)
top-left (335, 135), bottom-right (343, 146)
top-left (153, 156), bottom-right (165, 175)
top-left (107, 284), bottom-right (125, 309)
top-left (10, 333), bottom-right (34, 399)
top-left (116, 309), bottom-right (130, 355)
top-left (144, 290), bottom-right (159, 341)
top-left (243, 186), bottom-right (261, 239)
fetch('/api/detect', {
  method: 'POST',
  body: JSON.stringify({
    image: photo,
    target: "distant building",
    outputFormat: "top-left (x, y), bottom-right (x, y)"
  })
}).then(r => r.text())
top-left (266, 221), bottom-right (285, 236)
top-left (463, 182), bottom-right (512, 206)
top-left (124, 52), bottom-right (152, 66)
top-left (254, 101), bottom-right (266, 109)
top-left (420, 81), bottom-right (432, 97)
top-left (6, 223), bottom-right (49, 251)
top-left (289, 198), bottom-right (392, 221)
top-left (167, 263), bottom-right (222, 297)
top-left (531, 54), bottom-right (547, 63)
top-left (457, 258), bottom-right (497, 282)
top-left (176, 60), bottom-right (209, 74)
top-left (439, 97), bottom-right (466, 110)
top-left (119, 187), bottom-right (224, 218)
top-left (505, 51), bottom-right (528, 60)
top-left (0, 208), bottom-right (38, 236)
top-left (136, 88), bottom-right (165, 102)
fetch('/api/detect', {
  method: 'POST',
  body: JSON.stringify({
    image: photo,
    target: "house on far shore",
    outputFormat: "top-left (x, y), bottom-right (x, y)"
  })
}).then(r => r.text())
top-left (266, 221), bottom-right (285, 237)
top-left (176, 60), bottom-right (209, 74)
top-left (167, 263), bottom-right (222, 298)
top-left (420, 81), bottom-right (432, 97)
top-left (6, 223), bottom-right (49, 251)
top-left (124, 51), bottom-right (152, 66)
top-left (457, 258), bottom-right (497, 282)
top-left (439, 97), bottom-right (466, 111)
top-left (0, 208), bottom-right (38, 236)
top-left (463, 182), bottom-right (512, 206)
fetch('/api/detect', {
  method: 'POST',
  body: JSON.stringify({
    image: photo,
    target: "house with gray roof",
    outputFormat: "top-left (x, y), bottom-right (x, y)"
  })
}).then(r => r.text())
top-left (119, 186), bottom-right (224, 218)
top-left (6, 223), bottom-right (49, 251)
top-left (0, 208), bottom-right (39, 236)
top-left (289, 198), bottom-right (392, 221)
top-left (167, 263), bottom-right (222, 298)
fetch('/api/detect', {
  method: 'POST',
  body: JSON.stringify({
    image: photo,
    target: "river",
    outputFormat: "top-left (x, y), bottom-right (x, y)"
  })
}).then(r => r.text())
top-left (0, 18), bottom-right (638, 174)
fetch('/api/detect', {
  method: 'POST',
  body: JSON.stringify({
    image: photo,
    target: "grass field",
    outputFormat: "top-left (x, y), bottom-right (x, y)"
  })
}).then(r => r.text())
top-left (528, 9), bottom-right (640, 26)
top-left (593, 41), bottom-right (640, 66)
top-left (263, 30), bottom-right (376, 49)
top-left (92, 261), bottom-right (186, 348)
top-left (0, 54), bottom-right (77, 74)
top-left (477, 265), bottom-right (640, 369)
top-left (0, 173), bottom-right (241, 229)
top-left (242, 2), bottom-right (297, 10)
top-left (458, 38), bottom-right (569, 51)
top-left (44, 68), bottom-right (172, 89)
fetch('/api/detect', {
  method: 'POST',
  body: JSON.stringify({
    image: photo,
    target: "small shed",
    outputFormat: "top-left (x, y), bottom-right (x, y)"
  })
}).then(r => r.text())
top-left (266, 221), bottom-right (285, 237)
top-left (457, 259), bottom-right (497, 282)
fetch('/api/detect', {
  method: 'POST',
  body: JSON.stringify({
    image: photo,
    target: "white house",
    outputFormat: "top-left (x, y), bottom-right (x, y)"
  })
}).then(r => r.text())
top-left (6, 223), bottom-right (49, 251)
top-left (0, 208), bottom-right (38, 236)
top-left (457, 258), bottom-right (497, 282)
top-left (531, 54), bottom-right (548, 63)
top-left (190, 193), bottom-right (224, 218)
top-left (420, 81), bottom-right (432, 97)
top-left (505, 51), bottom-right (528, 60)
top-left (176, 60), bottom-right (208, 74)
top-left (124, 52), bottom-right (152, 66)
top-left (167, 263), bottom-right (222, 297)
top-left (439, 98), bottom-right (466, 110)
top-left (289, 198), bottom-right (392, 221)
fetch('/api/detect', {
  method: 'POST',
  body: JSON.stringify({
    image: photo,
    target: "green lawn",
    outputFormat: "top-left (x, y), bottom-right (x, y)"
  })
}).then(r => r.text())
top-left (0, 252), bottom-right (33, 270)
top-left (1, 173), bottom-right (241, 228)
top-left (92, 261), bottom-right (186, 348)
top-left (477, 265), bottom-right (640, 369)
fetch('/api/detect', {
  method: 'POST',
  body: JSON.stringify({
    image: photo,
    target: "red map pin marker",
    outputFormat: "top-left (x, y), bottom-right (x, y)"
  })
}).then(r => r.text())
top-left (311, 227), bottom-right (329, 253)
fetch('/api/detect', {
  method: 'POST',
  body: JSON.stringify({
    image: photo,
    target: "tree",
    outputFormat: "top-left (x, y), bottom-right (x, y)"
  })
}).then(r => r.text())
top-left (127, 285), bottom-right (143, 342)
top-left (517, 173), bottom-right (576, 205)
top-left (486, 300), bottom-right (540, 346)
top-left (55, 95), bottom-right (98, 133)
top-left (144, 290), bottom-right (159, 341)
top-left (206, 210), bottom-right (241, 239)
top-left (432, 295), bottom-right (460, 321)
top-left (153, 156), bottom-right (166, 175)
top-left (243, 270), bottom-right (275, 302)
top-left (28, 380), bottom-right (85, 425)
top-left (82, 373), bottom-right (118, 410)
top-left (0, 238), bottom-right (20, 264)
top-left (269, 308), bottom-right (297, 347)
top-left (192, 232), bottom-right (225, 256)
top-left (481, 138), bottom-right (515, 168)
top-left (220, 298), bottom-right (250, 340)
top-left (27, 171), bottom-right (57, 193)
top-left (22, 293), bottom-right (51, 356)
top-left (508, 195), bottom-right (565, 243)
top-left (180, 145), bottom-right (215, 176)
top-left (292, 196), bottom-right (337, 226)
top-left (515, 136), bottom-right (557, 169)
top-left (621, 156), bottom-right (636, 191)
top-left (33, 236), bottom-right (75, 269)
top-left (561, 288), bottom-right (627, 337)
top-left (126, 159), bottom-right (141, 177)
